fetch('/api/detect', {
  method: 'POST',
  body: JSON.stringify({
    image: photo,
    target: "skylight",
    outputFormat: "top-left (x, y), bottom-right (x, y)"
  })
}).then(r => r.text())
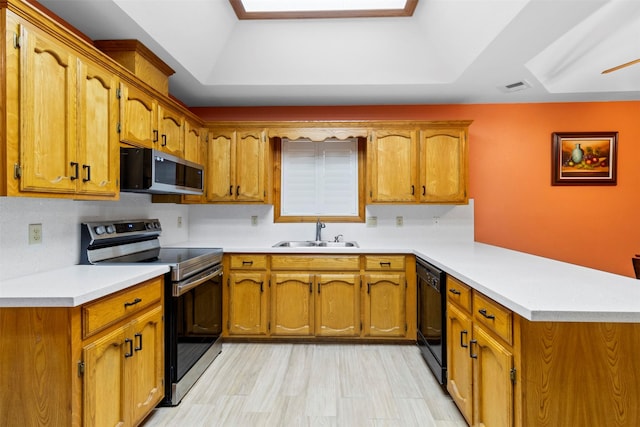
top-left (230, 0), bottom-right (417, 19)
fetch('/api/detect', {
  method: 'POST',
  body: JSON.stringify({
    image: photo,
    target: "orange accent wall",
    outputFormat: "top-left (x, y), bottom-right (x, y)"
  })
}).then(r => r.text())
top-left (191, 101), bottom-right (640, 277)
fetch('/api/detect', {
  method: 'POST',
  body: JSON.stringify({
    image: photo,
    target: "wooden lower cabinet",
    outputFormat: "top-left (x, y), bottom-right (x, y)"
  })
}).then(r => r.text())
top-left (0, 276), bottom-right (164, 427)
top-left (447, 275), bottom-right (640, 427)
top-left (225, 253), bottom-right (415, 341)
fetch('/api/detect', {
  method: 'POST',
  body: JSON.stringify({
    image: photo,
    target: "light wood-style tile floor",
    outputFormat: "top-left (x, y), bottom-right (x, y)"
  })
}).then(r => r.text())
top-left (142, 343), bottom-right (467, 427)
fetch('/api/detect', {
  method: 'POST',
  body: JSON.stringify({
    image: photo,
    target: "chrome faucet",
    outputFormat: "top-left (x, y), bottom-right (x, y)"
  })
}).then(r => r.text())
top-left (315, 218), bottom-right (326, 241)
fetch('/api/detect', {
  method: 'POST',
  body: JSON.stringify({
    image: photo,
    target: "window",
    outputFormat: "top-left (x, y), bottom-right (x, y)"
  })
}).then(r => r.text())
top-left (274, 137), bottom-right (366, 223)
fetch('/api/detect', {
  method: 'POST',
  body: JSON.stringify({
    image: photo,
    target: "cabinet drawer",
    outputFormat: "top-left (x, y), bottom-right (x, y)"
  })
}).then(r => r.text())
top-left (271, 255), bottom-right (360, 271)
top-left (364, 255), bottom-right (405, 270)
top-left (472, 292), bottom-right (512, 345)
top-left (446, 275), bottom-right (472, 312)
top-left (230, 254), bottom-right (268, 270)
top-left (82, 277), bottom-right (163, 339)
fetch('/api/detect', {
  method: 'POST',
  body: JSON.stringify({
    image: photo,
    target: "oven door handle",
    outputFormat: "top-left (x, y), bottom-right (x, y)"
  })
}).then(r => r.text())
top-left (173, 265), bottom-right (223, 297)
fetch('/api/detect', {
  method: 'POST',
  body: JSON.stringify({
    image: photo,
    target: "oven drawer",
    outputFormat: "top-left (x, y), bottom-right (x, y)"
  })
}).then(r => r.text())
top-left (446, 275), bottom-right (472, 312)
top-left (82, 277), bottom-right (163, 339)
top-left (472, 292), bottom-right (512, 345)
top-left (229, 254), bottom-right (268, 270)
top-left (364, 255), bottom-right (405, 270)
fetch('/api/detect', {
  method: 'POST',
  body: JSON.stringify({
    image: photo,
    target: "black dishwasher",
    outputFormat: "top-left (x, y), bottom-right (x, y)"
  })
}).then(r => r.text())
top-left (416, 257), bottom-right (447, 389)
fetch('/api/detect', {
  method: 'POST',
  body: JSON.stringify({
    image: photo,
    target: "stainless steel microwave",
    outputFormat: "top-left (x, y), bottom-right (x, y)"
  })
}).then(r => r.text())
top-left (120, 148), bottom-right (204, 195)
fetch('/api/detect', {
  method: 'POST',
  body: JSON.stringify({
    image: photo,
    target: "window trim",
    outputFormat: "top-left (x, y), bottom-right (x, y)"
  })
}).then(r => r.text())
top-left (273, 136), bottom-right (366, 223)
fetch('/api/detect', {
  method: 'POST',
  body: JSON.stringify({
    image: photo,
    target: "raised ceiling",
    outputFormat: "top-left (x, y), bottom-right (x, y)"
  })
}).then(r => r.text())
top-left (36, 0), bottom-right (640, 107)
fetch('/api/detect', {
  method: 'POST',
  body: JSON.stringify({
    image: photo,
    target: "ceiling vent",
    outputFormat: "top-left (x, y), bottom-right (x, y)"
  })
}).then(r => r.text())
top-left (499, 80), bottom-right (532, 93)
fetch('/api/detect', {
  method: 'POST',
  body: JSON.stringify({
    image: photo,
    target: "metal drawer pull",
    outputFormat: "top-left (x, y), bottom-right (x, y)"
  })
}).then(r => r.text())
top-left (379, 262), bottom-right (391, 267)
top-left (124, 297), bottom-right (142, 308)
top-left (478, 308), bottom-right (495, 320)
top-left (469, 339), bottom-right (478, 359)
top-left (124, 338), bottom-right (134, 358)
top-left (460, 330), bottom-right (468, 348)
top-left (134, 333), bottom-right (143, 352)
top-left (242, 260), bottom-right (254, 266)
top-left (449, 288), bottom-right (461, 295)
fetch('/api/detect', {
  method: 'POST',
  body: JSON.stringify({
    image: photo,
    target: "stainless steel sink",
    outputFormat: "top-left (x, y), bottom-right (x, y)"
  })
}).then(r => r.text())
top-left (273, 240), bottom-right (359, 248)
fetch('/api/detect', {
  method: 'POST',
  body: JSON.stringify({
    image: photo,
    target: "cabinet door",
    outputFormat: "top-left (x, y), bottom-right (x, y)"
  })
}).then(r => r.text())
top-left (158, 103), bottom-right (184, 157)
top-left (207, 130), bottom-right (234, 201)
top-left (119, 83), bottom-right (157, 148)
top-left (472, 324), bottom-right (514, 427)
top-left (368, 130), bottom-right (417, 202)
top-left (419, 128), bottom-right (467, 203)
top-left (315, 273), bottom-right (360, 337)
top-left (363, 273), bottom-right (406, 337)
top-left (19, 23), bottom-right (77, 194)
top-left (228, 271), bottom-right (269, 335)
top-left (235, 129), bottom-right (265, 202)
top-left (129, 306), bottom-right (164, 425)
top-left (271, 273), bottom-right (314, 336)
top-left (83, 326), bottom-right (127, 427)
top-left (77, 59), bottom-right (119, 196)
top-left (446, 302), bottom-right (473, 425)
top-left (182, 124), bottom-right (207, 203)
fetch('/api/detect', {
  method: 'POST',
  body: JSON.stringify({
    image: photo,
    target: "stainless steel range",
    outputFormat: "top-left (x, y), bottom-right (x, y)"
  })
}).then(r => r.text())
top-left (80, 219), bottom-right (223, 406)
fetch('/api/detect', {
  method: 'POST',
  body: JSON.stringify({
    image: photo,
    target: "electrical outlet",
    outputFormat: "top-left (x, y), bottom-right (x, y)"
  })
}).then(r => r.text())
top-left (177, 216), bottom-right (183, 228)
top-left (29, 223), bottom-right (42, 245)
top-left (396, 216), bottom-right (404, 227)
top-left (251, 215), bottom-right (258, 226)
top-left (433, 216), bottom-right (440, 225)
top-left (366, 216), bottom-right (377, 227)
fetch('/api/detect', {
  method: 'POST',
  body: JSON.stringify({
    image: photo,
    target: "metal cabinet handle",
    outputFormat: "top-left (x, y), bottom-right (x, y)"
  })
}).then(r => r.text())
top-left (411, 185), bottom-right (415, 195)
top-left (82, 164), bottom-right (91, 182)
top-left (242, 260), bottom-right (253, 266)
top-left (124, 338), bottom-right (134, 358)
top-left (309, 282), bottom-right (313, 293)
top-left (478, 309), bottom-right (496, 320)
top-left (380, 262), bottom-right (391, 267)
top-left (70, 162), bottom-right (79, 181)
top-left (153, 129), bottom-right (159, 142)
top-left (367, 283), bottom-right (371, 294)
top-left (469, 339), bottom-right (478, 359)
top-left (124, 297), bottom-right (142, 308)
top-left (259, 281), bottom-right (264, 292)
top-left (318, 282), bottom-right (322, 294)
top-left (422, 185), bottom-right (426, 196)
top-left (134, 333), bottom-right (143, 352)
top-left (449, 288), bottom-right (461, 295)
top-left (460, 330), bottom-right (468, 348)
top-left (161, 134), bottom-right (167, 147)
top-left (229, 185), bottom-right (233, 196)
top-left (236, 186), bottom-right (240, 196)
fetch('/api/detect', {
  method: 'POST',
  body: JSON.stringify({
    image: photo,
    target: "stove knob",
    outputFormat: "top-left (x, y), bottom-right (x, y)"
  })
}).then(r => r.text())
top-left (94, 225), bottom-right (106, 235)
top-left (154, 221), bottom-right (161, 229)
top-left (105, 225), bottom-right (116, 234)
top-left (146, 223), bottom-right (154, 230)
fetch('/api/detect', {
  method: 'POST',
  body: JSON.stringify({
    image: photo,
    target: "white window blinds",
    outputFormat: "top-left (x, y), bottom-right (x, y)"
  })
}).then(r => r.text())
top-left (281, 138), bottom-right (358, 216)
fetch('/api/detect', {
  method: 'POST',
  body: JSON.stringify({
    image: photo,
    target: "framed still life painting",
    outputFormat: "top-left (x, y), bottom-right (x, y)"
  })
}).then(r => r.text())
top-left (551, 132), bottom-right (618, 185)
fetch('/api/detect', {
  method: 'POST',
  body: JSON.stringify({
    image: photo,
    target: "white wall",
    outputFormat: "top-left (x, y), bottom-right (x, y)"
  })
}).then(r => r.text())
top-left (0, 195), bottom-right (474, 281)
top-left (0, 193), bottom-right (189, 281)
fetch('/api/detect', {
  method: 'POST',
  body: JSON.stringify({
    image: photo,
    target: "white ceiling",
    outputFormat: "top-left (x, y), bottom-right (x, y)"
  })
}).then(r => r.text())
top-left (37, 0), bottom-right (640, 107)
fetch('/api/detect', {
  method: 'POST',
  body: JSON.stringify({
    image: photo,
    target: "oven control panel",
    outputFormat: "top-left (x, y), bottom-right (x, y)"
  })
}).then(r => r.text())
top-left (82, 219), bottom-right (162, 242)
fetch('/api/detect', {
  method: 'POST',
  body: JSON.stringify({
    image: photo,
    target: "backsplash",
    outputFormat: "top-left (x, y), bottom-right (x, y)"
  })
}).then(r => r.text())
top-left (0, 194), bottom-right (189, 281)
top-left (0, 195), bottom-right (473, 281)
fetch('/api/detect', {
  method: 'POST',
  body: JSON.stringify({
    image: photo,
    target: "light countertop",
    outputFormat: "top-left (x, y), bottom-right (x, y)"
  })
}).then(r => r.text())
top-left (2, 241), bottom-right (639, 323)
top-left (0, 265), bottom-right (169, 307)
top-left (195, 240), bottom-right (640, 323)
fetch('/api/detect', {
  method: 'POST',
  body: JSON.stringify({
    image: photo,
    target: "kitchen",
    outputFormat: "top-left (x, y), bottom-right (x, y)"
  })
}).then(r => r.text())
top-left (1, 0), bottom-right (640, 426)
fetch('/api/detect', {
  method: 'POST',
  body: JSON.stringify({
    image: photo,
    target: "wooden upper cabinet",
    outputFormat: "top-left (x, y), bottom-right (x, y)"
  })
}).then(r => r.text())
top-left (157, 102), bottom-right (184, 157)
top-left (13, 20), bottom-right (118, 199)
top-left (207, 128), bottom-right (268, 203)
top-left (419, 127), bottom-right (468, 203)
top-left (184, 121), bottom-right (206, 165)
top-left (207, 129), bottom-right (234, 201)
top-left (119, 82), bottom-right (157, 148)
top-left (77, 59), bottom-right (119, 196)
top-left (18, 22), bottom-right (77, 194)
top-left (367, 130), bottom-right (418, 203)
